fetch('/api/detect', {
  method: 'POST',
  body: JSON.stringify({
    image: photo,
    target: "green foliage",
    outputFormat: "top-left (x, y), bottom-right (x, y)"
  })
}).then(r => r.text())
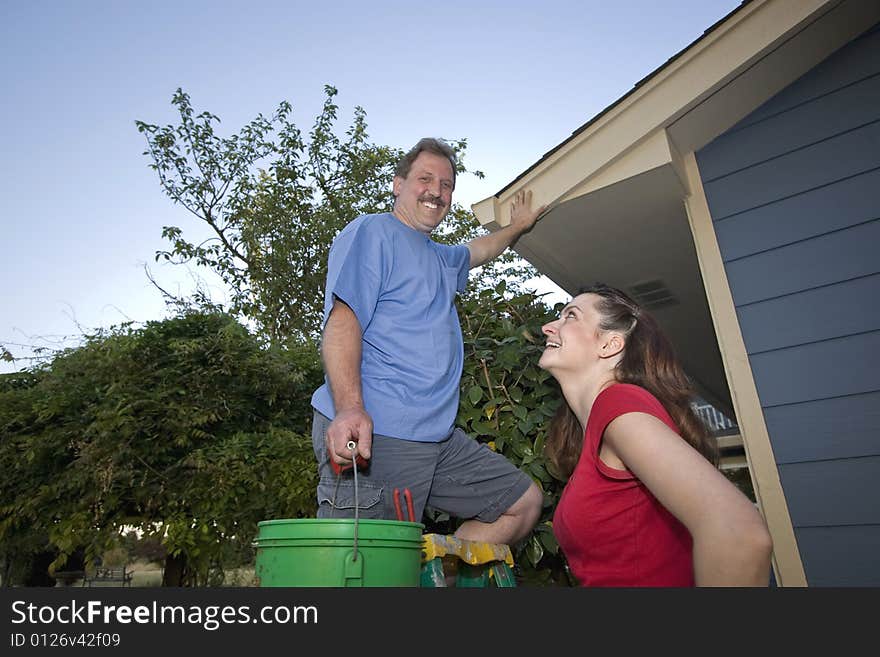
top-left (122, 530), bottom-right (166, 565)
top-left (454, 285), bottom-right (573, 584)
top-left (136, 85), bottom-right (394, 342)
top-left (0, 311), bottom-right (322, 585)
top-left (163, 427), bottom-right (318, 585)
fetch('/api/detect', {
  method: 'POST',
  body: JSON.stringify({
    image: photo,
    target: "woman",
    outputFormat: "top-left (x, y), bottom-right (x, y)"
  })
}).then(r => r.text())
top-left (540, 283), bottom-right (772, 587)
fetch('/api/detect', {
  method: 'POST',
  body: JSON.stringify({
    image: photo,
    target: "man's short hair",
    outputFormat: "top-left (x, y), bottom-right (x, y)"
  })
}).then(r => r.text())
top-left (394, 138), bottom-right (457, 188)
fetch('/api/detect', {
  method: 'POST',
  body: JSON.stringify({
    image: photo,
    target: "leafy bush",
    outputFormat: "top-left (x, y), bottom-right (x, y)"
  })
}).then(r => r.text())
top-left (0, 311), bottom-right (322, 585)
top-left (452, 283), bottom-right (573, 585)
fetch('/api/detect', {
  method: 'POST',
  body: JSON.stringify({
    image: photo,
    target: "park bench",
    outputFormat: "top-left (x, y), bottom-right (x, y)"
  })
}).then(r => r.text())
top-left (83, 566), bottom-right (133, 587)
top-left (53, 570), bottom-right (85, 587)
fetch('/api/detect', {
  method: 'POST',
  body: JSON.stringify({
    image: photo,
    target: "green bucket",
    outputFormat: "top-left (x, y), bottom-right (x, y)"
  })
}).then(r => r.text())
top-left (254, 518), bottom-right (425, 587)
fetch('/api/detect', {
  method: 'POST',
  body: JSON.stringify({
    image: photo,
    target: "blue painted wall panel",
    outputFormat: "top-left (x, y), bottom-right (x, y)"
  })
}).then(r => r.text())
top-left (699, 74), bottom-right (880, 181)
top-left (795, 525), bottom-right (880, 586)
top-left (731, 25), bottom-right (880, 132)
top-left (724, 220), bottom-right (880, 306)
top-left (780, 457), bottom-right (880, 526)
top-left (703, 120), bottom-right (880, 220)
top-left (765, 391), bottom-right (880, 463)
top-left (713, 167), bottom-right (880, 261)
top-left (736, 274), bottom-right (880, 354)
top-left (696, 21), bottom-right (880, 585)
top-left (749, 331), bottom-right (880, 408)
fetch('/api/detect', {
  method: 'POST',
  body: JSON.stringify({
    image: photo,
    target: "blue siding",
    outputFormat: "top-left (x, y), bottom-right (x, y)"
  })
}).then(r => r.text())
top-left (737, 274), bottom-right (880, 354)
top-left (779, 456), bottom-right (880, 526)
top-left (795, 526), bottom-right (880, 587)
top-left (699, 73), bottom-right (880, 182)
top-left (765, 391), bottom-right (880, 464)
top-left (749, 332), bottom-right (880, 407)
top-left (703, 119), bottom-right (880, 219)
top-left (734, 23), bottom-right (880, 131)
top-left (724, 219), bottom-right (879, 306)
top-left (696, 22), bottom-right (880, 586)
top-left (713, 168), bottom-right (880, 261)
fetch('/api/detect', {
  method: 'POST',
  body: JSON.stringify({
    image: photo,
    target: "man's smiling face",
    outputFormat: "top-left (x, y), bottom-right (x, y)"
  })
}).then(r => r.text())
top-left (392, 151), bottom-right (454, 234)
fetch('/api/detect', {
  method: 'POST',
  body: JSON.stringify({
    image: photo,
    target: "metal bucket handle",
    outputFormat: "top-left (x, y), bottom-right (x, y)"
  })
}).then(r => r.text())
top-left (345, 441), bottom-right (363, 586)
top-left (328, 441), bottom-right (364, 585)
top-left (348, 440), bottom-right (360, 560)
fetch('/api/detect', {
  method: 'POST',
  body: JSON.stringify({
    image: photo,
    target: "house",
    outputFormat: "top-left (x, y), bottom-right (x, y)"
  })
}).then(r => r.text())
top-left (473, 0), bottom-right (880, 586)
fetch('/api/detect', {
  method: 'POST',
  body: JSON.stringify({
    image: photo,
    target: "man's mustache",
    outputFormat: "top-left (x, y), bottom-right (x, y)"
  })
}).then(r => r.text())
top-left (418, 194), bottom-right (446, 208)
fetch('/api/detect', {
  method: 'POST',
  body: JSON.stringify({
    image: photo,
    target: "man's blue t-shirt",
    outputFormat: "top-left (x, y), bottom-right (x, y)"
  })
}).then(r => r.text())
top-left (310, 213), bottom-right (470, 442)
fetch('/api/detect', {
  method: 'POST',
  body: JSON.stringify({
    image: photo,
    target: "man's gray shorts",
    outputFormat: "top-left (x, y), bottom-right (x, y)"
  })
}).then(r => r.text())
top-left (311, 410), bottom-right (533, 524)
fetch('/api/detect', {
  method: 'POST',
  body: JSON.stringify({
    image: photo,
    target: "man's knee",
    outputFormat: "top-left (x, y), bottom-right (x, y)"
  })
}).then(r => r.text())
top-left (508, 482), bottom-right (543, 528)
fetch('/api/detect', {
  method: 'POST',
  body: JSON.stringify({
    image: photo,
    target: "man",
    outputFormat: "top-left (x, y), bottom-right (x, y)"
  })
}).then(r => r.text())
top-left (310, 137), bottom-right (545, 545)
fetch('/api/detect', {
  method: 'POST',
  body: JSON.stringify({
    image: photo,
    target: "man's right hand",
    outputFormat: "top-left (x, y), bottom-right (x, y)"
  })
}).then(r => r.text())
top-left (326, 406), bottom-right (373, 469)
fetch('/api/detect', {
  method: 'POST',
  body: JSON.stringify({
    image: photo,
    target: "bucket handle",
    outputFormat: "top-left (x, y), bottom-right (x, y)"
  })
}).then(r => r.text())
top-left (349, 441), bottom-right (360, 560)
top-left (330, 441), bottom-right (361, 563)
top-left (344, 550), bottom-right (363, 587)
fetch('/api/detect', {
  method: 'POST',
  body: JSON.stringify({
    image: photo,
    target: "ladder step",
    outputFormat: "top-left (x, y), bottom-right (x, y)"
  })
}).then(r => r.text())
top-left (419, 534), bottom-right (517, 587)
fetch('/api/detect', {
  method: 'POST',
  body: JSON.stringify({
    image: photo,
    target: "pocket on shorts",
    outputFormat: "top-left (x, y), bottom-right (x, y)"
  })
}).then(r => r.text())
top-left (317, 477), bottom-right (385, 518)
top-left (311, 412), bottom-right (329, 462)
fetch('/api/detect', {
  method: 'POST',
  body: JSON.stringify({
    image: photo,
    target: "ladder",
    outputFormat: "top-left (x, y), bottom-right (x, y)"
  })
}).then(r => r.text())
top-left (419, 533), bottom-right (517, 587)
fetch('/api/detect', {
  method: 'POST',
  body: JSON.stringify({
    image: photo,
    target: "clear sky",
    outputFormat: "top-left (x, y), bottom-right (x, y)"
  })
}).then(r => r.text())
top-left (1, 0), bottom-right (742, 373)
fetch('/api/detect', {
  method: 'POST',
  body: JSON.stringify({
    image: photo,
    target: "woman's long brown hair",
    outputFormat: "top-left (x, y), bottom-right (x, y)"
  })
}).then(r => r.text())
top-left (544, 283), bottom-right (718, 479)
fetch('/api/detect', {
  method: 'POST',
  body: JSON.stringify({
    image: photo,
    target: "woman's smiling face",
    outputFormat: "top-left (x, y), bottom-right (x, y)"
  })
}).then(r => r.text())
top-left (539, 293), bottom-right (606, 374)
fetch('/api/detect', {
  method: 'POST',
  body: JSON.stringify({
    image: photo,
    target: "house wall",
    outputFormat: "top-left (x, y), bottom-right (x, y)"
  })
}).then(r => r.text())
top-left (695, 22), bottom-right (880, 585)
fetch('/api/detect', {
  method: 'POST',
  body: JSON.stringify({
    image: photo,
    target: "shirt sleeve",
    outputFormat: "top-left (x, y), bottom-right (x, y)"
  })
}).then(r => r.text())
top-left (588, 384), bottom-right (676, 480)
top-left (323, 217), bottom-right (389, 333)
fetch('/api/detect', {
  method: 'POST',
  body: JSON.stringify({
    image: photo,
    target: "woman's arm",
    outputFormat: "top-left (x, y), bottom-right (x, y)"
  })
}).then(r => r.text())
top-left (604, 412), bottom-right (773, 586)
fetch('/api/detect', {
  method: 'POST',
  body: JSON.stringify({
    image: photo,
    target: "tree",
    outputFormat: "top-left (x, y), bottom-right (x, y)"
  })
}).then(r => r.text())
top-left (0, 311), bottom-right (322, 586)
top-left (136, 86), bottom-right (537, 344)
top-left (0, 368), bottom-right (66, 586)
